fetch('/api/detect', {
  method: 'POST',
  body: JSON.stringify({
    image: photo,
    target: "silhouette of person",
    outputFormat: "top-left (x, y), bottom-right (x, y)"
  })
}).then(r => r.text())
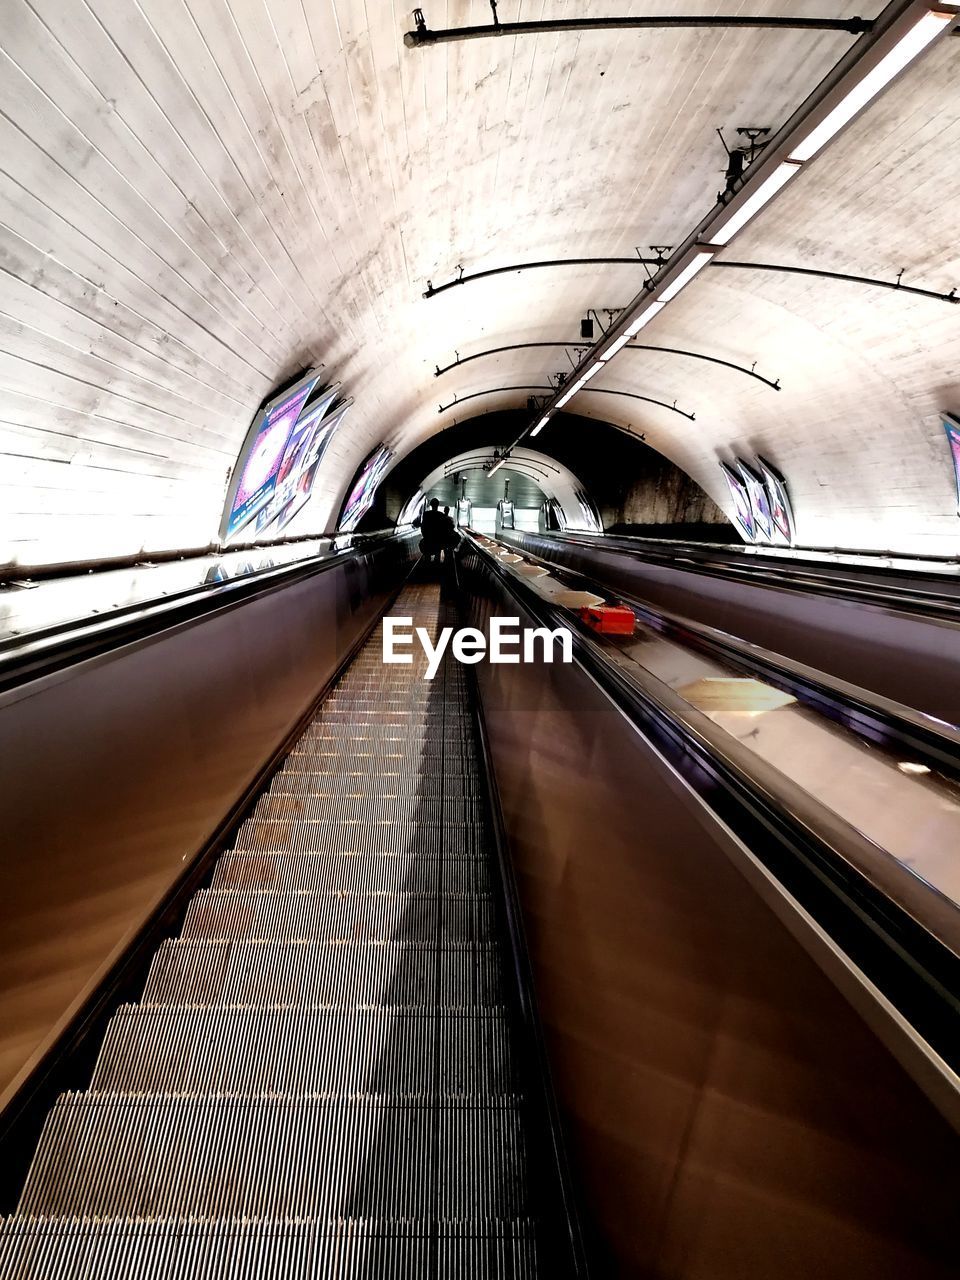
top-left (419, 498), bottom-right (448, 563)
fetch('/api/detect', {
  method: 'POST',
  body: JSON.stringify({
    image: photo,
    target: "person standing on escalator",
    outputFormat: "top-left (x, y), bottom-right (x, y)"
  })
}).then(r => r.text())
top-left (419, 498), bottom-right (448, 564)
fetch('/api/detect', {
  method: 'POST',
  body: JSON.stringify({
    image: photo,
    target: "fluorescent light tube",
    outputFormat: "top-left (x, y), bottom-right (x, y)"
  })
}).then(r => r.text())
top-left (624, 301), bottom-right (666, 336)
top-left (580, 362), bottom-right (603, 382)
top-left (711, 163), bottom-right (801, 246)
top-left (600, 333), bottom-right (632, 360)
top-left (556, 387), bottom-right (577, 407)
top-left (790, 10), bottom-right (954, 163)
top-left (657, 251), bottom-right (715, 302)
top-left (530, 416), bottom-right (550, 437)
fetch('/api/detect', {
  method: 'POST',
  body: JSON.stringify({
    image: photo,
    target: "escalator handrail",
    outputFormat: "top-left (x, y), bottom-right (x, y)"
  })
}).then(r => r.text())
top-left (518, 530), bottom-right (960, 623)
top-left (0, 532), bottom-right (413, 696)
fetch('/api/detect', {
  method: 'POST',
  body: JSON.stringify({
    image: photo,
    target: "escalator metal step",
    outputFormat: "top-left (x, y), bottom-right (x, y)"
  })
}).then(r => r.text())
top-left (181, 889), bottom-right (496, 942)
top-left (142, 940), bottom-right (506, 1008)
top-left (236, 818), bottom-right (487, 857)
top-left (91, 1006), bottom-right (516, 1095)
top-left (20, 1094), bottom-right (528, 1218)
top-left (212, 851), bottom-right (491, 894)
top-left (0, 1216), bottom-right (538, 1279)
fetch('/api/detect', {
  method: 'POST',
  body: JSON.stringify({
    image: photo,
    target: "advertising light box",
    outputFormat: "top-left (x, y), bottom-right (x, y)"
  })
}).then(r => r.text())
top-left (720, 461), bottom-right (755, 541)
top-left (220, 372), bottom-right (347, 542)
top-left (737, 458), bottom-right (774, 542)
top-left (945, 414), bottom-right (960, 516)
top-left (339, 444), bottom-right (394, 532)
top-left (758, 456), bottom-right (795, 544)
top-left (252, 398), bottom-right (351, 537)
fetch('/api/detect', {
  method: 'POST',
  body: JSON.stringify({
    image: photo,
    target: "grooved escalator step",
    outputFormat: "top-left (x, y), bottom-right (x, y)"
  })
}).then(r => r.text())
top-left (0, 1215), bottom-right (539, 1280)
top-left (20, 1094), bottom-right (529, 1219)
top-left (236, 819), bottom-right (488, 857)
top-left (181, 889), bottom-right (496, 943)
top-left (142, 939), bottom-right (506, 1008)
top-left (212, 852), bottom-right (492, 894)
top-left (90, 1006), bottom-right (517, 1096)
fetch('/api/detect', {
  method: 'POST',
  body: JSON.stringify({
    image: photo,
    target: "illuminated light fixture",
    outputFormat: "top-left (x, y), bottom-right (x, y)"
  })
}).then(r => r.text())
top-left (789, 9), bottom-right (956, 163)
top-left (897, 760), bottom-right (931, 775)
top-left (488, 456), bottom-right (507, 477)
top-left (710, 163), bottom-right (801, 246)
top-left (530, 415), bottom-right (551, 436)
top-left (556, 386), bottom-right (577, 407)
top-left (580, 362), bottom-right (603, 382)
top-left (600, 333), bottom-right (632, 361)
top-left (657, 251), bottom-right (716, 303)
top-left (624, 301), bottom-right (666, 336)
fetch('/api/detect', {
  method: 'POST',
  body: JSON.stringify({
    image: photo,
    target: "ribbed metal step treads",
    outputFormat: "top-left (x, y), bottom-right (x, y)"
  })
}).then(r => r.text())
top-left (0, 1217), bottom-right (538, 1278)
top-left (1, 586), bottom-right (541, 1276)
top-left (20, 1095), bottom-right (528, 1218)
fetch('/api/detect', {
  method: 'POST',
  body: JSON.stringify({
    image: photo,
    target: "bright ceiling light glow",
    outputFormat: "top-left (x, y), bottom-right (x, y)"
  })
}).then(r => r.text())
top-left (897, 761), bottom-right (931, 776)
top-left (624, 301), bottom-right (666, 336)
top-left (789, 10), bottom-right (955, 163)
top-left (556, 386), bottom-right (577, 407)
top-left (580, 362), bottom-right (603, 382)
top-left (530, 415), bottom-right (551, 436)
top-left (710, 163), bottom-right (801, 246)
top-left (657, 251), bottom-right (715, 302)
top-left (600, 333), bottom-right (632, 361)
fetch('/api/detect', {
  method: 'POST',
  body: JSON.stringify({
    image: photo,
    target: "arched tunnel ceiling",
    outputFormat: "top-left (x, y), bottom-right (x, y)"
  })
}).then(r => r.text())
top-left (1, 0), bottom-right (958, 567)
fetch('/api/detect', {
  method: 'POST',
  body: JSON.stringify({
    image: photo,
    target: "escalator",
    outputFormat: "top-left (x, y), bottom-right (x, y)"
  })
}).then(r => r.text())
top-left (0, 582), bottom-right (569, 1277)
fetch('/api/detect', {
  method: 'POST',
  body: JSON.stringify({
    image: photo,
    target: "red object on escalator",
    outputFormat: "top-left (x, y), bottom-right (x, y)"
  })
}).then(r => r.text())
top-left (579, 604), bottom-right (636, 636)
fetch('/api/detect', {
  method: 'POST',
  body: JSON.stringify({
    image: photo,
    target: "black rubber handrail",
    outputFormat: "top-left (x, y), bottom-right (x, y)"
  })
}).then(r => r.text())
top-left (513, 529), bottom-right (960, 623)
top-left (0, 533), bottom-right (412, 696)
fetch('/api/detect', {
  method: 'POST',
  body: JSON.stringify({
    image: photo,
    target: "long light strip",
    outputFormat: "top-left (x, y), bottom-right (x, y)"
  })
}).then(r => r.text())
top-left (519, 1), bottom-right (957, 445)
top-left (657, 251), bottom-right (716, 302)
top-left (599, 332), bottom-right (632, 360)
top-left (789, 8), bottom-right (955, 161)
top-left (709, 163), bottom-right (802, 246)
top-left (624, 301), bottom-right (666, 336)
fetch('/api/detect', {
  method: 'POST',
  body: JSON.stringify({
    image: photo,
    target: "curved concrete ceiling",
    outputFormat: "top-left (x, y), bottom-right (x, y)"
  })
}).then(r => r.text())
top-left (1, 0), bottom-right (958, 568)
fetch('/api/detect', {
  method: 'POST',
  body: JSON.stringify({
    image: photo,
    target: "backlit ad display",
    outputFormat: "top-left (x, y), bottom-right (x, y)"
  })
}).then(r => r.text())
top-left (253, 397), bottom-right (351, 537)
top-left (758, 456), bottom-right (795, 544)
top-left (737, 458), bottom-right (774, 542)
top-left (944, 414), bottom-right (960, 516)
top-left (220, 370), bottom-right (329, 541)
top-left (720, 461), bottom-right (755, 541)
top-left (339, 444), bottom-right (394, 532)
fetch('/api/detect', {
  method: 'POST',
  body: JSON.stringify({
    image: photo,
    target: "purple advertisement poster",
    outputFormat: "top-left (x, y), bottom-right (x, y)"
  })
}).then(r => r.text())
top-left (758, 456), bottom-right (795, 544)
top-left (253, 398), bottom-right (350, 537)
top-left (720, 461), bottom-right (755, 541)
top-left (737, 459), bottom-right (775, 542)
top-left (339, 444), bottom-right (394, 532)
top-left (945, 414), bottom-right (960, 516)
top-left (222, 371), bottom-right (322, 539)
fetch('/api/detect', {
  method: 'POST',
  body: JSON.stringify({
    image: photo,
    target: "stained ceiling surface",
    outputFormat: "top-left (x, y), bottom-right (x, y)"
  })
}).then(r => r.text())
top-left (1, 0), bottom-right (958, 567)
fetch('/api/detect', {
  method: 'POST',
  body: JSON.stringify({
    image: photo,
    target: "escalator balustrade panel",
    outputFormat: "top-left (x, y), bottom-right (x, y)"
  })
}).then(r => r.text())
top-left (0, 585), bottom-right (541, 1278)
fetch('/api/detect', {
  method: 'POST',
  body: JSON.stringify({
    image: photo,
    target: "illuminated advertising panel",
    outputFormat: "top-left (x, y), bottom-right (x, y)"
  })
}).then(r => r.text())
top-left (221, 370), bottom-right (325, 540)
top-left (339, 444), bottom-right (394, 532)
top-left (737, 458), bottom-right (774, 542)
top-left (758, 456), bottom-right (795, 544)
top-left (253, 398), bottom-right (351, 536)
top-left (720, 461), bottom-right (755, 541)
top-left (944, 414), bottom-right (960, 516)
